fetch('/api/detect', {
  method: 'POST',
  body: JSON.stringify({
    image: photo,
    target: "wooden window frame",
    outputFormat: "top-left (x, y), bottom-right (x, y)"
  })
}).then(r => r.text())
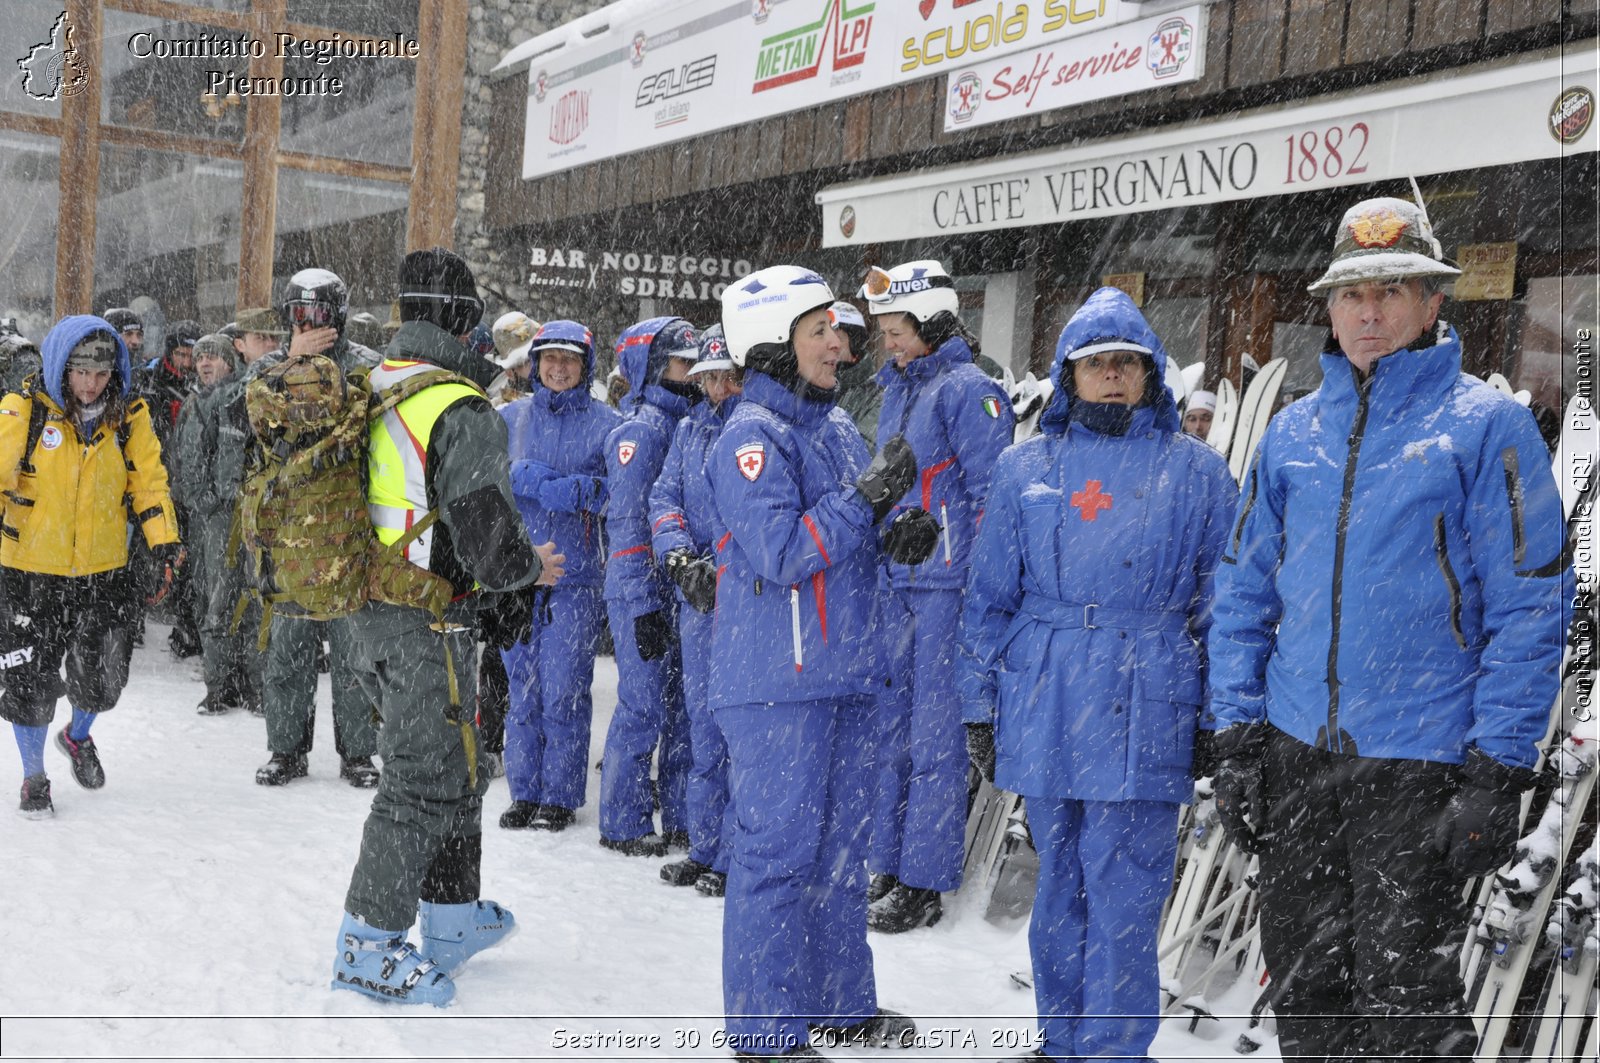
top-left (3, 0), bottom-right (465, 317)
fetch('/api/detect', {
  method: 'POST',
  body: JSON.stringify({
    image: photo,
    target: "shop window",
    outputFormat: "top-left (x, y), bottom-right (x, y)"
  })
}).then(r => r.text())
top-left (94, 145), bottom-right (243, 338)
top-left (286, 0), bottom-right (420, 38)
top-left (5, 0), bottom-right (75, 119)
top-left (0, 131), bottom-right (59, 338)
top-left (273, 167), bottom-right (407, 320)
top-left (101, 11), bottom-right (252, 144)
top-left (279, 54), bottom-right (415, 168)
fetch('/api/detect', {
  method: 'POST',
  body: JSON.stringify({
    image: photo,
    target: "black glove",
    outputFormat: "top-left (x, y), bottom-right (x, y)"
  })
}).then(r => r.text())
top-left (1212, 722), bottom-right (1268, 855)
top-left (479, 586), bottom-right (537, 651)
top-left (854, 435), bottom-right (918, 524)
top-left (966, 722), bottom-right (996, 784)
top-left (146, 543), bottom-right (186, 606)
top-left (663, 549), bottom-right (717, 615)
top-left (634, 609), bottom-right (674, 662)
top-left (882, 507), bottom-right (941, 566)
top-left (1432, 748), bottom-right (1539, 878)
top-left (1190, 727), bottom-right (1218, 781)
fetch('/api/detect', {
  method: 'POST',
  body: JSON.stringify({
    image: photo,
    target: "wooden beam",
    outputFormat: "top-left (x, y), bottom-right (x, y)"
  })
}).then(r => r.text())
top-left (406, 0), bottom-right (469, 251)
top-left (98, 124), bottom-right (245, 160)
top-left (0, 112), bottom-right (62, 137)
top-left (237, 0), bottom-right (285, 311)
top-left (275, 151), bottom-right (410, 183)
top-left (101, 0), bottom-right (251, 32)
top-left (55, 0), bottom-right (101, 316)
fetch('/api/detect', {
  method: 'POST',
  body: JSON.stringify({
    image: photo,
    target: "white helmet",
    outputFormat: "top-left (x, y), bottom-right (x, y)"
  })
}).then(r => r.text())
top-left (720, 265), bottom-right (836, 367)
top-left (491, 311), bottom-right (539, 358)
top-left (859, 259), bottom-right (959, 322)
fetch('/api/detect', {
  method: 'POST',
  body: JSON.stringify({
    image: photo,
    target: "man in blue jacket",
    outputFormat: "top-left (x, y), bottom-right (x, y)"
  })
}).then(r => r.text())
top-left (860, 260), bottom-right (1013, 933)
top-left (497, 320), bottom-right (620, 832)
top-left (598, 317), bottom-right (700, 856)
top-left (1208, 197), bottom-right (1571, 1060)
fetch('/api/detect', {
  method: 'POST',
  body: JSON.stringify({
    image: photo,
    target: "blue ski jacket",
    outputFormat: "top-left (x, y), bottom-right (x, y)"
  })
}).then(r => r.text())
top-left (650, 392), bottom-right (741, 572)
top-left (875, 336), bottom-right (1013, 589)
top-left (604, 318), bottom-right (695, 617)
top-left (501, 375), bottom-right (621, 589)
top-left (1208, 324), bottom-right (1571, 770)
top-left (706, 370), bottom-right (882, 709)
top-left (960, 289), bottom-right (1237, 803)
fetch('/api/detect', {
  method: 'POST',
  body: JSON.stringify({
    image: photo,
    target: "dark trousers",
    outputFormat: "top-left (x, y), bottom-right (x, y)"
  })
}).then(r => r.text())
top-left (476, 641), bottom-right (509, 755)
top-left (0, 568), bottom-right (133, 726)
top-left (1256, 727), bottom-right (1477, 1062)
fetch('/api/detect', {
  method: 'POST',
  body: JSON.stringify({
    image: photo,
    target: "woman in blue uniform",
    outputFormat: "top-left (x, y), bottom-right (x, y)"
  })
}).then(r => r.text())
top-left (709, 266), bottom-right (933, 1061)
top-left (498, 320), bottom-right (620, 831)
top-left (960, 287), bottom-right (1237, 1063)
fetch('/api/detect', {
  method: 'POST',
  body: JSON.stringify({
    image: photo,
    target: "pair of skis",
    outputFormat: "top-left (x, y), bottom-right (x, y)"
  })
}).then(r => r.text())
top-left (1205, 358), bottom-right (1288, 484)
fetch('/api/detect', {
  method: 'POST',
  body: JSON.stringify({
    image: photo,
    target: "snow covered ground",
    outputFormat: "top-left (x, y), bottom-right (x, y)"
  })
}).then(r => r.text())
top-left (1, 621), bottom-right (1278, 1062)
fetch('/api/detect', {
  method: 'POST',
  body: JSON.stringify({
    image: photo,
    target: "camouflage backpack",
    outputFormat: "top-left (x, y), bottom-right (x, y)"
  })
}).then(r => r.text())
top-left (236, 352), bottom-right (483, 642)
top-left (238, 354), bottom-right (372, 631)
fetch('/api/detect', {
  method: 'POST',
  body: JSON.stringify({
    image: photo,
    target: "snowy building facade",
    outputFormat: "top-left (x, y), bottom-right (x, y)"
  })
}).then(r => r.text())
top-left (477, 0), bottom-right (1597, 431)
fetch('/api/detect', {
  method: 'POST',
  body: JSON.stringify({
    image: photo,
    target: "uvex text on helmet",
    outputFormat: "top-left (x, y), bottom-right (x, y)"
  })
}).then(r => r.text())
top-left (1306, 197), bottom-right (1462, 294)
top-left (719, 266), bottom-right (836, 367)
top-left (859, 260), bottom-right (959, 323)
top-left (398, 248), bottom-right (484, 336)
top-left (278, 268), bottom-right (350, 334)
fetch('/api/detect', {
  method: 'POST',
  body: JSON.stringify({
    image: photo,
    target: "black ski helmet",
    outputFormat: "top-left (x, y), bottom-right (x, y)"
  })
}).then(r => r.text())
top-left (101, 307), bottom-right (142, 334)
top-left (397, 248), bottom-right (484, 337)
top-left (277, 268), bottom-right (350, 335)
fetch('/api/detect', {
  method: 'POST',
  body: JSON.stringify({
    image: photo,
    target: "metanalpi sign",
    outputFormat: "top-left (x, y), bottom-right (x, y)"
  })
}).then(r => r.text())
top-left (527, 247), bottom-right (756, 301)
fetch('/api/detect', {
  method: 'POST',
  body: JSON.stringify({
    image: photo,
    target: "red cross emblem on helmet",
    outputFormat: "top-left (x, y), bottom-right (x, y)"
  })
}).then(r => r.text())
top-left (618, 440), bottom-right (638, 465)
top-left (735, 442), bottom-right (766, 482)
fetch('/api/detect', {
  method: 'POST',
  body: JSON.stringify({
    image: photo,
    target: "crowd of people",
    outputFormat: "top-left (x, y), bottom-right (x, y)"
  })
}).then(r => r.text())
top-left (0, 193), bottom-right (1572, 1063)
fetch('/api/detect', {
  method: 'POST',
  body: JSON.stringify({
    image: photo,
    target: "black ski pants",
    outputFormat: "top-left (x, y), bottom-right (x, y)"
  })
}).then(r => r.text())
top-left (1256, 727), bottom-right (1477, 1062)
top-left (0, 567), bottom-right (135, 726)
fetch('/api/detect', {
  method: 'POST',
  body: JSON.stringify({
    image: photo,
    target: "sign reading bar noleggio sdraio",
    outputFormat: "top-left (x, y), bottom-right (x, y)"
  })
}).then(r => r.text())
top-left (944, 6), bottom-right (1206, 131)
top-left (527, 246), bottom-right (755, 301)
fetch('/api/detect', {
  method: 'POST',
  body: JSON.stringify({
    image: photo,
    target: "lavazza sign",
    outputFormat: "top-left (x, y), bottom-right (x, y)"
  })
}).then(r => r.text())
top-left (528, 247), bottom-right (755, 300)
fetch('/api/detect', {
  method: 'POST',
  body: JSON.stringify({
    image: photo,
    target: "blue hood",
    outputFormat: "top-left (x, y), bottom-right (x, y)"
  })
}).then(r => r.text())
top-left (1038, 287), bottom-right (1180, 436)
top-left (41, 315), bottom-right (133, 410)
top-left (615, 315), bottom-right (694, 415)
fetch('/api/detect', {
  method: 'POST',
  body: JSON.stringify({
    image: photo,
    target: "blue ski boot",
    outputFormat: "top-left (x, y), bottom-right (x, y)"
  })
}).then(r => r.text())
top-left (418, 899), bottom-right (517, 975)
top-left (331, 912), bottom-right (454, 1006)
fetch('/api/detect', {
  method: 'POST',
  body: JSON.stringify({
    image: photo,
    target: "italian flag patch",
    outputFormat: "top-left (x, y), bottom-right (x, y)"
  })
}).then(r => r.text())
top-left (982, 395), bottom-right (1003, 418)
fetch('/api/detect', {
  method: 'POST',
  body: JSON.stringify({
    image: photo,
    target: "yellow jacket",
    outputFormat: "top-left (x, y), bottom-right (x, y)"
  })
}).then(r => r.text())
top-left (0, 389), bottom-right (179, 577)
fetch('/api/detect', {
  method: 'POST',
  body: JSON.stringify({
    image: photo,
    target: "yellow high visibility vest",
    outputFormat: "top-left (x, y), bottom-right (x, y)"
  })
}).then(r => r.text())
top-left (367, 359), bottom-right (483, 572)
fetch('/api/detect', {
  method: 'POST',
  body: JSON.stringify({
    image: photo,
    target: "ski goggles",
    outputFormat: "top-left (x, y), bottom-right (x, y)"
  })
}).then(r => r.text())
top-left (283, 302), bottom-right (338, 329)
top-left (860, 265), bottom-right (955, 305)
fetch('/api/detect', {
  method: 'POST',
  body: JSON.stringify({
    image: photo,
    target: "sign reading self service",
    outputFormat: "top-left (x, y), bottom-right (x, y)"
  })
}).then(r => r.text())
top-left (944, 6), bottom-right (1206, 132)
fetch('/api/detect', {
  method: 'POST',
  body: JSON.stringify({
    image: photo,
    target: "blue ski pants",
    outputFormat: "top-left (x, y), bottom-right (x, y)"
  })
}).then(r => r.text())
top-left (870, 585), bottom-right (967, 891)
top-left (598, 598), bottom-right (688, 841)
top-left (717, 697), bottom-right (879, 1056)
top-left (679, 605), bottom-right (729, 870)
top-left (1029, 797), bottom-right (1180, 1063)
top-left (501, 584), bottom-right (605, 812)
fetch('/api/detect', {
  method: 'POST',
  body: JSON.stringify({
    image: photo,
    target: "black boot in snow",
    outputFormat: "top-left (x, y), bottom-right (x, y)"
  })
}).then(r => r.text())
top-left (197, 690), bottom-right (231, 716)
top-left (599, 833), bottom-right (668, 857)
top-left (867, 885), bottom-right (942, 934)
top-left (18, 774), bottom-right (52, 818)
top-left (531, 805), bottom-right (574, 832)
top-left (661, 857), bottom-right (713, 887)
top-left (694, 870), bottom-right (727, 897)
top-left (255, 752), bottom-right (308, 786)
top-left (55, 729), bottom-right (105, 789)
top-left (499, 801), bottom-right (543, 829)
top-left (811, 1008), bottom-right (917, 1050)
top-left (340, 757), bottom-right (380, 788)
top-left (867, 872), bottom-right (899, 904)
